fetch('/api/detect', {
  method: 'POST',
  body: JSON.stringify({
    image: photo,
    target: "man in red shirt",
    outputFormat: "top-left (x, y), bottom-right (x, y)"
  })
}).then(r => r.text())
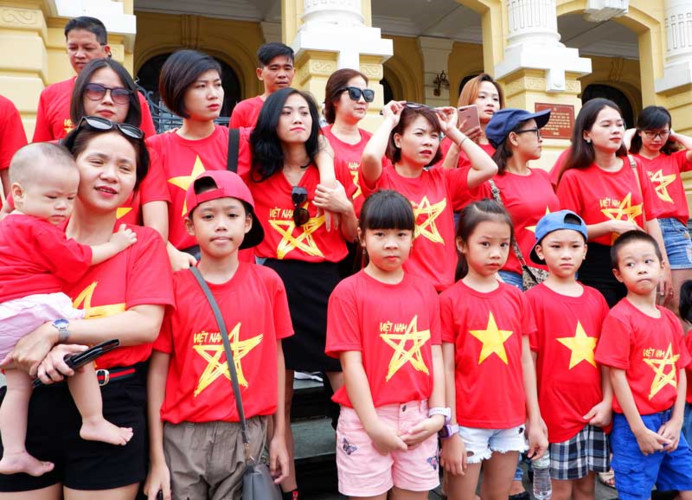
top-left (229, 43), bottom-right (295, 128)
top-left (33, 17), bottom-right (154, 142)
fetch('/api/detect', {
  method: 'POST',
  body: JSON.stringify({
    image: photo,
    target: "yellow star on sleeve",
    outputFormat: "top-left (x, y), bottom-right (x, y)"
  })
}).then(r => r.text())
top-left (643, 343), bottom-right (679, 400)
top-left (556, 321), bottom-right (598, 369)
top-left (168, 156), bottom-right (207, 215)
top-left (380, 315), bottom-right (431, 381)
top-left (469, 312), bottom-right (514, 365)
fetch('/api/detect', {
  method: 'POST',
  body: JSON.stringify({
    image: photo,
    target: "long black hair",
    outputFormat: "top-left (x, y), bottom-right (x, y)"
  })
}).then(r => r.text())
top-left (249, 87), bottom-right (321, 182)
top-left (630, 105), bottom-right (679, 156)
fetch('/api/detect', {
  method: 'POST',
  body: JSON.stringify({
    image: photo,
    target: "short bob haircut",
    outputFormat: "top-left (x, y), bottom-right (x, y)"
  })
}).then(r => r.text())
top-left (71, 58), bottom-right (142, 128)
top-left (630, 105), bottom-right (679, 156)
top-left (386, 106), bottom-right (443, 166)
top-left (158, 50), bottom-right (222, 119)
top-left (560, 98), bottom-right (628, 181)
top-left (359, 189), bottom-right (415, 233)
top-left (610, 230), bottom-right (663, 269)
top-left (62, 122), bottom-right (150, 191)
top-left (249, 87), bottom-right (321, 182)
top-left (324, 68), bottom-right (369, 124)
top-left (64, 16), bottom-right (107, 45)
top-left (257, 42), bottom-right (294, 67)
top-left (457, 73), bottom-right (505, 109)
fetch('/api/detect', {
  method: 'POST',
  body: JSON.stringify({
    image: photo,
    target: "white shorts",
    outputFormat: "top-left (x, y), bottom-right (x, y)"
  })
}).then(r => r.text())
top-left (458, 424), bottom-right (528, 464)
top-left (0, 292), bottom-right (84, 358)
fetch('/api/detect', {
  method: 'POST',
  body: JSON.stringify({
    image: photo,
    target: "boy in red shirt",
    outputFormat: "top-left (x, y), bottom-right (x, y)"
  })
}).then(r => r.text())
top-left (145, 170), bottom-right (291, 500)
top-left (595, 231), bottom-right (692, 500)
top-left (527, 211), bottom-right (612, 500)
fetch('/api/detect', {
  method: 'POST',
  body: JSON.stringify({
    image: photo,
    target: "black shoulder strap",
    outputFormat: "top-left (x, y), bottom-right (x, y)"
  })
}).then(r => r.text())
top-left (227, 128), bottom-right (240, 173)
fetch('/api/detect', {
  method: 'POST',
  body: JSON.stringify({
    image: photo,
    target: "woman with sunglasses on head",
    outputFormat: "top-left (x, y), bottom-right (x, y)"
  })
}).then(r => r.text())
top-left (0, 116), bottom-right (174, 500)
top-left (361, 100), bottom-right (497, 292)
top-left (245, 87), bottom-right (357, 500)
top-left (70, 58), bottom-right (164, 229)
top-left (628, 106), bottom-right (692, 315)
top-left (556, 98), bottom-right (671, 308)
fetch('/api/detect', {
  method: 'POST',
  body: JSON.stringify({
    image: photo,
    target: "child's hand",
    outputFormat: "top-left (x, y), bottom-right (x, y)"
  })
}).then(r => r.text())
top-left (440, 434), bottom-right (467, 476)
top-left (313, 182), bottom-right (350, 220)
top-left (526, 419), bottom-right (549, 460)
top-left (634, 426), bottom-right (670, 455)
top-left (399, 415), bottom-right (445, 448)
top-left (167, 246), bottom-right (197, 272)
top-left (144, 459), bottom-right (171, 500)
top-left (658, 417), bottom-right (682, 452)
top-left (269, 434), bottom-right (289, 484)
top-left (583, 400), bottom-right (612, 428)
top-left (110, 224), bottom-right (137, 251)
top-left (367, 419), bottom-right (408, 455)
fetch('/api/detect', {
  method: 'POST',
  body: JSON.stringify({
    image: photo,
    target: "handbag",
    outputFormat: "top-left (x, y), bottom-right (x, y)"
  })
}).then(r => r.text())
top-left (189, 267), bottom-right (282, 500)
top-left (488, 179), bottom-right (548, 290)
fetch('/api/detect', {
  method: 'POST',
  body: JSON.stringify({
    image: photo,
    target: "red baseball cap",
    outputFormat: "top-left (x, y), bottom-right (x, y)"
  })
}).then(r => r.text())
top-left (184, 170), bottom-right (264, 249)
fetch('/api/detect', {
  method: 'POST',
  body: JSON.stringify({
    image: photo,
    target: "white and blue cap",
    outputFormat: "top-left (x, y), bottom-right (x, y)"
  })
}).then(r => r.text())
top-left (530, 210), bottom-right (588, 264)
top-left (486, 108), bottom-right (552, 148)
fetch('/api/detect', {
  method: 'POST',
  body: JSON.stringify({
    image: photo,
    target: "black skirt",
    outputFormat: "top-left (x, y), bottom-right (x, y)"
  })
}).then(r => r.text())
top-left (264, 259), bottom-right (342, 372)
top-left (579, 242), bottom-right (626, 308)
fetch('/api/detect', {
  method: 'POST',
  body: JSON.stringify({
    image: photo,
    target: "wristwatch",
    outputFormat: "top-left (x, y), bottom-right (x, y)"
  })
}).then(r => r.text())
top-left (52, 318), bottom-right (70, 343)
top-left (439, 424), bottom-right (460, 439)
top-left (428, 406), bottom-right (452, 423)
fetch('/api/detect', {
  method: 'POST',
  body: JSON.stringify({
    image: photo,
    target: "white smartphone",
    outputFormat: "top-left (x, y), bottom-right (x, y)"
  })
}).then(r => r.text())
top-left (457, 105), bottom-right (480, 134)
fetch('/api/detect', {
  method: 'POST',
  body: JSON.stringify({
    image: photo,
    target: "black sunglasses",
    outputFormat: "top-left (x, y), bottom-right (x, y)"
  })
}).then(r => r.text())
top-left (84, 83), bottom-right (133, 105)
top-left (77, 116), bottom-right (144, 140)
top-left (291, 186), bottom-right (310, 226)
top-left (340, 86), bottom-right (375, 103)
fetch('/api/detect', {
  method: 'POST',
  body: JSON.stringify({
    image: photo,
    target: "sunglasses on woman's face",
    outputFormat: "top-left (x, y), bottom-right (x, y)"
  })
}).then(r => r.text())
top-left (340, 86), bottom-right (375, 103)
top-left (77, 116), bottom-right (144, 140)
top-left (291, 186), bottom-right (310, 226)
top-left (84, 83), bottom-right (133, 105)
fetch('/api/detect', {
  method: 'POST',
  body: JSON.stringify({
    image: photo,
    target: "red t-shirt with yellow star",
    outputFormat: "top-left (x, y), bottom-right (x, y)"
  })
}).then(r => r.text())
top-left (32, 77), bottom-right (156, 142)
top-left (143, 125), bottom-right (253, 250)
top-left (595, 298), bottom-right (691, 415)
top-left (360, 160), bottom-right (470, 292)
top-left (322, 125), bottom-right (372, 215)
top-left (325, 270), bottom-right (441, 408)
top-left (526, 283), bottom-right (610, 442)
top-left (633, 150), bottom-right (692, 225)
top-left (153, 263), bottom-right (293, 423)
top-left (556, 158), bottom-right (661, 246)
top-left (440, 281), bottom-right (536, 428)
top-left (245, 164), bottom-right (351, 263)
top-left (64, 225), bottom-right (174, 369)
top-left (472, 169), bottom-right (560, 275)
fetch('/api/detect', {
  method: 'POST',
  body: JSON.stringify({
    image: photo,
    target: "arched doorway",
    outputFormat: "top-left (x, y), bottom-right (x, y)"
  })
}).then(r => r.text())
top-left (582, 84), bottom-right (635, 129)
top-left (136, 53), bottom-right (242, 132)
top-left (380, 78), bottom-right (394, 104)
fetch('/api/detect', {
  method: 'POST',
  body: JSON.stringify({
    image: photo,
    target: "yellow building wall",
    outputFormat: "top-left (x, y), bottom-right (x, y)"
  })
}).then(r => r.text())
top-left (381, 35), bottom-right (424, 104)
top-left (134, 12), bottom-right (264, 99)
top-left (447, 42), bottom-right (484, 105)
top-left (580, 56), bottom-right (643, 119)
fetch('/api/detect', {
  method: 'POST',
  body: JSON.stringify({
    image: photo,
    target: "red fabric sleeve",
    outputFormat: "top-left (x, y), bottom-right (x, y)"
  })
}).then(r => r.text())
top-left (34, 225), bottom-right (93, 282)
top-left (675, 149), bottom-right (692, 174)
top-left (141, 136), bottom-right (172, 205)
top-left (594, 314), bottom-right (631, 370)
top-left (634, 157), bottom-right (662, 221)
top-left (555, 171), bottom-right (583, 216)
top-left (429, 292), bottom-right (442, 346)
top-left (325, 287), bottom-right (362, 358)
top-left (137, 92), bottom-right (157, 139)
top-left (439, 291), bottom-right (455, 344)
top-left (32, 91), bottom-right (53, 142)
top-left (152, 312), bottom-right (174, 354)
top-left (124, 227), bottom-right (174, 309)
top-left (268, 269), bottom-right (294, 340)
top-left (0, 96), bottom-right (27, 169)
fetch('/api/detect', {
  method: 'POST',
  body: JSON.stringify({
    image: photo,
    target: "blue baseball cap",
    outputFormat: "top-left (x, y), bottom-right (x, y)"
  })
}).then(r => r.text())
top-left (486, 108), bottom-right (552, 148)
top-left (530, 210), bottom-right (588, 264)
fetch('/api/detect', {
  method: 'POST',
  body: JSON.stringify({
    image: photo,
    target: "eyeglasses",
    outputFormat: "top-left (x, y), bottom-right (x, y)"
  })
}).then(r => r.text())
top-left (291, 186), bottom-right (310, 226)
top-left (340, 87), bottom-right (375, 103)
top-left (514, 128), bottom-right (542, 139)
top-left (84, 83), bottom-right (133, 105)
top-left (77, 116), bottom-right (144, 140)
top-left (642, 130), bottom-right (670, 140)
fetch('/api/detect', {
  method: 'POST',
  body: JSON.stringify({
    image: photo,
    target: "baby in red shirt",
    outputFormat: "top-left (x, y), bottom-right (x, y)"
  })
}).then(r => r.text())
top-left (0, 143), bottom-right (138, 476)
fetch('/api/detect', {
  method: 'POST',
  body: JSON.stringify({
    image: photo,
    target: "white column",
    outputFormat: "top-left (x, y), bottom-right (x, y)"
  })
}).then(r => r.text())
top-left (495, 0), bottom-right (591, 92)
top-left (418, 37), bottom-right (454, 107)
top-left (655, 0), bottom-right (692, 93)
top-left (584, 0), bottom-right (629, 23)
top-left (290, 0), bottom-right (392, 70)
top-left (53, 0), bottom-right (136, 51)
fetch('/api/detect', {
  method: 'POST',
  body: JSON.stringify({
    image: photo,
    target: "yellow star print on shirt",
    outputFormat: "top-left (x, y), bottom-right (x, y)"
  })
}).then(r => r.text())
top-left (349, 164), bottom-right (362, 200)
top-left (556, 321), bottom-right (597, 369)
top-left (193, 323), bottom-right (263, 397)
top-left (648, 169), bottom-right (676, 204)
top-left (600, 193), bottom-right (642, 222)
top-left (116, 207), bottom-right (133, 220)
top-left (269, 211), bottom-right (326, 259)
top-left (73, 282), bottom-right (126, 319)
top-left (469, 312), bottom-right (514, 365)
top-left (643, 343), bottom-right (679, 400)
top-left (526, 207), bottom-right (551, 234)
top-left (168, 156), bottom-right (206, 215)
top-left (380, 315), bottom-right (431, 381)
top-left (413, 196), bottom-right (447, 243)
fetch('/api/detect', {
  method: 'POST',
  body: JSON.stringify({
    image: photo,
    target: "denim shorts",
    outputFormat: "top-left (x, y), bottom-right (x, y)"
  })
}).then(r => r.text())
top-left (498, 270), bottom-right (524, 291)
top-left (458, 424), bottom-right (528, 464)
top-left (659, 217), bottom-right (692, 270)
top-left (684, 403), bottom-right (692, 449)
top-left (611, 410), bottom-right (692, 500)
